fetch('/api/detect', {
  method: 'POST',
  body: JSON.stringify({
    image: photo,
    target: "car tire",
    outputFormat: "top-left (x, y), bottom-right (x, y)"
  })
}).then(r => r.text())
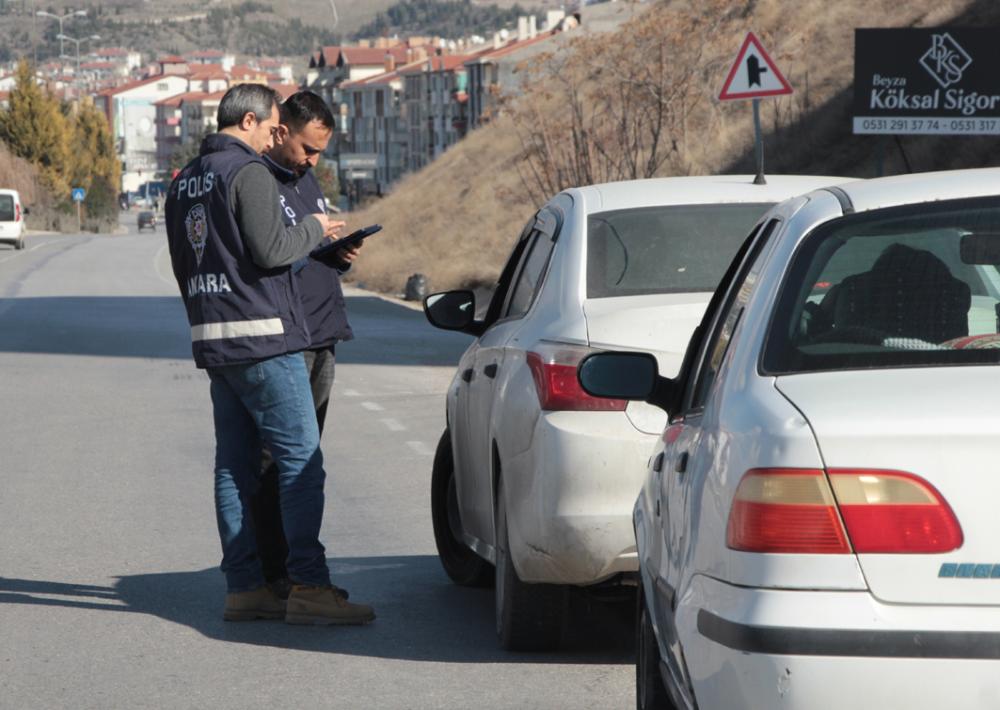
top-left (431, 430), bottom-right (493, 587)
top-left (16, 238), bottom-right (24, 250)
top-left (637, 583), bottom-right (675, 710)
top-left (495, 475), bottom-right (566, 651)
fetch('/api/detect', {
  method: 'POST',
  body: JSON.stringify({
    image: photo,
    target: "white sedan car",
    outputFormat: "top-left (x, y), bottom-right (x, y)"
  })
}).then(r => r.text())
top-left (579, 168), bottom-right (1000, 708)
top-left (423, 175), bottom-right (845, 650)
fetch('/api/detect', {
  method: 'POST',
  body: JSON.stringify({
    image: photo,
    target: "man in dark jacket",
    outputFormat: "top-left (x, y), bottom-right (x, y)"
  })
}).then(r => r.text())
top-left (251, 90), bottom-right (361, 598)
top-left (164, 83), bottom-right (375, 626)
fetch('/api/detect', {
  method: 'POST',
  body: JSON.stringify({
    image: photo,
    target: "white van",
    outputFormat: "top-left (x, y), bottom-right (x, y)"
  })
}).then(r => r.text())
top-left (0, 189), bottom-right (26, 250)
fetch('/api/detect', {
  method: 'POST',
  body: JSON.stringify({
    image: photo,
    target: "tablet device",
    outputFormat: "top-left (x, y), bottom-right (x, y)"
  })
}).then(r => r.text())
top-left (312, 224), bottom-right (383, 261)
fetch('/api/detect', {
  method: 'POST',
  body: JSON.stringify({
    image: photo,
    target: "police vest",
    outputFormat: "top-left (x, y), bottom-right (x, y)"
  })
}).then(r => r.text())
top-left (165, 134), bottom-right (311, 368)
top-left (263, 155), bottom-right (354, 349)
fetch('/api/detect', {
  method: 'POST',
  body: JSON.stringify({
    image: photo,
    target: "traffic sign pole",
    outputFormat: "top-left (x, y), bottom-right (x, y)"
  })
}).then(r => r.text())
top-left (77, 200), bottom-right (81, 233)
top-left (752, 98), bottom-right (765, 185)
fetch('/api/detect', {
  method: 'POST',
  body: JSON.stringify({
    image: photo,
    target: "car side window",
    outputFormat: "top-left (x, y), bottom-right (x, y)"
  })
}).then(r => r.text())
top-left (505, 228), bottom-right (556, 319)
top-left (685, 219), bottom-right (780, 412)
top-left (483, 217), bottom-right (537, 327)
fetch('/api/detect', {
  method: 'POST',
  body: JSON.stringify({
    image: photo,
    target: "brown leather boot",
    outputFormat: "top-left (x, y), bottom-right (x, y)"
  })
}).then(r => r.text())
top-left (223, 586), bottom-right (286, 621)
top-left (285, 585), bottom-right (376, 626)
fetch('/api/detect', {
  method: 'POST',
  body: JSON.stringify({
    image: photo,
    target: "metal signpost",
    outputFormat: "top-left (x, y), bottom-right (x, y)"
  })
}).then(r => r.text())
top-left (719, 32), bottom-right (793, 184)
top-left (72, 187), bottom-right (86, 232)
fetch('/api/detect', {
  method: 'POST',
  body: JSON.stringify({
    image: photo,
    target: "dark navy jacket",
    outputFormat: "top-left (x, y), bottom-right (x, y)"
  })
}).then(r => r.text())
top-left (263, 154), bottom-right (353, 349)
top-left (165, 134), bottom-right (312, 368)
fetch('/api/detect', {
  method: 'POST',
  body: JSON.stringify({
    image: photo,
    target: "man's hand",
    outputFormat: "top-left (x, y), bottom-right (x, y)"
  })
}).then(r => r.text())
top-left (336, 241), bottom-right (363, 266)
top-left (311, 213), bottom-right (347, 239)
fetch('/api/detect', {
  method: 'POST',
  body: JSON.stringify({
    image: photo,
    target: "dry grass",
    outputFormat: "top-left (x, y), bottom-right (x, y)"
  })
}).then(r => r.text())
top-left (347, 113), bottom-right (534, 294)
top-left (341, 0), bottom-right (992, 295)
top-left (0, 143), bottom-right (41, 205)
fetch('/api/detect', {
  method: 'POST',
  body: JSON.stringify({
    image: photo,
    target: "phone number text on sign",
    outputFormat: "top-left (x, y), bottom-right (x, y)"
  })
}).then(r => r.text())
top-left (853, 117), bottom-right (1000, 134)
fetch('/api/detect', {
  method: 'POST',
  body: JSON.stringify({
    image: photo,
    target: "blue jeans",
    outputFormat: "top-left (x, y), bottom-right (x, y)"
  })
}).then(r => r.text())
top-left (207, 352), bottom-right (332, 592)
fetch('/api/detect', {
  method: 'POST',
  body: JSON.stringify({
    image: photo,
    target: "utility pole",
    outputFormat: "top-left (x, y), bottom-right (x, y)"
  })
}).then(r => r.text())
top-left (57, 32), bottom-right (100, 99)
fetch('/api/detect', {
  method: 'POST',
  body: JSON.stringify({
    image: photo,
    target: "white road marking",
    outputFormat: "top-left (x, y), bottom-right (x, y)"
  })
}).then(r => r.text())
top-left (407, 441), bottom-right (434, 456)
top-left (343, 389), bottom-right (361, 397)
top-left (380, 418), bottom-right (406, 431)
top-left (361, 401), bottom-right (384, 411)
top-left (0, 240), bottom-right (55, 263)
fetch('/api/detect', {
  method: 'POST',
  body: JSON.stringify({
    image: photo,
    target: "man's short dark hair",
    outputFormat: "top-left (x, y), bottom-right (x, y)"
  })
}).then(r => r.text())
top-left (280, 90), bottom-right (335, 132)
top-left (217, 84), bottom-right (280, 130)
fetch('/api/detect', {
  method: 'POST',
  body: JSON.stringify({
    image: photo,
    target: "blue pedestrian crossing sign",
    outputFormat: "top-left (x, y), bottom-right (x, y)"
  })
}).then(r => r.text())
top-left (71, 187), bottom-right (86, 202)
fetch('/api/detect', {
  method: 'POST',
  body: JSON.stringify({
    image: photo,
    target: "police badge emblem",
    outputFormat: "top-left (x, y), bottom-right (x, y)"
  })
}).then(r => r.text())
top-left (185, 203), bottom-right (208, 266)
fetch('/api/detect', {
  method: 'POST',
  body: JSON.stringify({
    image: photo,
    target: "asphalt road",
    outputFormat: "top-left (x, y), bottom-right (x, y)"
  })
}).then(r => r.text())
top-left (0, 219), bottom-right (633, 709)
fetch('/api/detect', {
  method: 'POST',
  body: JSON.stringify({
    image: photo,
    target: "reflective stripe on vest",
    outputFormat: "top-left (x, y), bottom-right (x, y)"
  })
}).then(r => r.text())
top-left (191, 318), bottom-right (285, 342)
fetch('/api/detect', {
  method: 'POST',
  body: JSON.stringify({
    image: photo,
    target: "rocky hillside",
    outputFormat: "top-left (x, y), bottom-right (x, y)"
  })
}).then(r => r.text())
top-left (347, 0), bottom-right (1000, 296)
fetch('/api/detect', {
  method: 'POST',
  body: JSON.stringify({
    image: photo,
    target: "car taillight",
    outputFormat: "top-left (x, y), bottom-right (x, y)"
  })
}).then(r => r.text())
top-left (726, 469), bottom-right (851, 553)
top-left (15, 204), bottom-right (20, 222)
top-left (526, 342), bottom-right (626, 412)
top-left (727, 468), bottom-right (964, 554)
top-left (828, 470), bottom-right (963, 553)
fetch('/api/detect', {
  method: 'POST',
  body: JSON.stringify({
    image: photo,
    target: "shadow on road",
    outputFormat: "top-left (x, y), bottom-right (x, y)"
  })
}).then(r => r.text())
top-left (0, 295), bottom-right (471, 366)
top-left (0, 555), bottom-right (634, 665)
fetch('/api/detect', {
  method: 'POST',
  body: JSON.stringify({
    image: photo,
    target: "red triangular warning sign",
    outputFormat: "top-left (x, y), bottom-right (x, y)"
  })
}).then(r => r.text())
top-left (719, 32), bottom-right (793, 101)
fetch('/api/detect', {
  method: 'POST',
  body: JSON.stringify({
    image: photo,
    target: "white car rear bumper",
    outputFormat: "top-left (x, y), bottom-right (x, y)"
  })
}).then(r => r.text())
top-left (505, 410), bottom-right (656, 585)
top-left (674, 574), bottom-right (1000, 710)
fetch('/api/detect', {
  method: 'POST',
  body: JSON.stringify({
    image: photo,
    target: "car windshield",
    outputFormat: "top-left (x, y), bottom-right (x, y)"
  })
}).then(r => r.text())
top-left (586, 203), bottom-right (773, 298)
top-left (764, 196), bottom-right (1000, 374)
top-left (0, 195), bottom-right (14, 221)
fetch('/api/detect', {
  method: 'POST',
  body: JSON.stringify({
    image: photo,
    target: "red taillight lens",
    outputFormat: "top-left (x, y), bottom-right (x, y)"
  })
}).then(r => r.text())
top-left (727, 469), bottom-right (851, 553)
top-left (828, 470), bottom-right (963, 553)
top-left (15, 204), bottom-right (21, 222)
top-left (526, 344), bottom-right (626, 412)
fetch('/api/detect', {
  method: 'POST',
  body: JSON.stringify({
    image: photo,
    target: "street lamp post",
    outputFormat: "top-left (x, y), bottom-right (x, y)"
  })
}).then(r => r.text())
top-left (36, 10), bottom-right (87, 59)
top-left (57, 33), bottom-right (100, 98)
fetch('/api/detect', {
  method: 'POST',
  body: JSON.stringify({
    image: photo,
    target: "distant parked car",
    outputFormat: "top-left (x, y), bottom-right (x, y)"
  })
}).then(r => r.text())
top-left (137, 211), bottom-right (157, 231)
top-left (422, 174), bottom-right (846, 651)
top-left (580, 168), bottom-right (1000, 709)
top-left (0, 188), bottom-right (26, 250)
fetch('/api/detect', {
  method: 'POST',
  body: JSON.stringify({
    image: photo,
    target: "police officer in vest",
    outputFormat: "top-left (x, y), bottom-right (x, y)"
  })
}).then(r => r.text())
top-left (249, 90), bottom-right (360, 599)
top-left (165, 83), bottom-right (375, 625)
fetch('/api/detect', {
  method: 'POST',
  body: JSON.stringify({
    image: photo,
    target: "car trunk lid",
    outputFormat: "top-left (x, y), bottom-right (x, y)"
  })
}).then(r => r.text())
top-left (776, 367), bottom-right (1000, 605)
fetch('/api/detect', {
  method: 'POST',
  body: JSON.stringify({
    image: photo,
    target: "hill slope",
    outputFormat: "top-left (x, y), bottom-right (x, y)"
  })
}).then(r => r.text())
top-left (347, 0), bottom-right (1000, 296)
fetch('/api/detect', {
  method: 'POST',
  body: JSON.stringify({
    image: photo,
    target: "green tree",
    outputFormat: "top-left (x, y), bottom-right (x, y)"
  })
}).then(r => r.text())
top-left (71, 98), bottom-right (120, 193)
top-left (314, 157), bottom-right (340, 206)
top-left (0, 59), bottom-right (72, 197)
top-left (70, 99), bottom-right (120, 220)
top-left (169, 129), bottom-right (206, 173)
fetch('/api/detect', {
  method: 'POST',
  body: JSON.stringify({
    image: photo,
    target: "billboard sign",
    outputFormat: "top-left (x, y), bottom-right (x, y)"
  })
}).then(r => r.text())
top-left (854, 29), bottom-right (1000, 134)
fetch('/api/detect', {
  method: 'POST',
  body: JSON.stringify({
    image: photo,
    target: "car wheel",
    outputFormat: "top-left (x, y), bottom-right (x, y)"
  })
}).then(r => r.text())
top-left (16, 238), bottom-right (25, 250)
top-left (637, 583), bottom-right (675, 710)
top-left (495, 475), bottom-right (566, 651)
top-left (431, 430), bottom-right (493, 587)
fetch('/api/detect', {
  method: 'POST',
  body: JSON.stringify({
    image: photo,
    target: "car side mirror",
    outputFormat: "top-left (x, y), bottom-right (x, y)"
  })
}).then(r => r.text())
top-left (578, 351), bottom-right (678, 413)
top-left (423, 290), bottom-right (485, 335)
top-left (22, 207), bottom-right (30, 216)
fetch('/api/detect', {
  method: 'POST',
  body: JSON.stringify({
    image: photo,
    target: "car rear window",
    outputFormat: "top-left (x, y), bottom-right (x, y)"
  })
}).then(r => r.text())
top-left (0, 195), bottom-right (14, 222)
top-left (586, 203), bottom-right (774, 298)
top-left (764, 196), bottom-right (1000, 374)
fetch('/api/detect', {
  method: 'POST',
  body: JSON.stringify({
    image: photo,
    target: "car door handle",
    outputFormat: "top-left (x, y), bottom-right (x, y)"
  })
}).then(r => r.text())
top-left (675, 452), bottom-right (688, 474)
top-left (483, 363), bottom-right (498, 379)
top-left (461, 368), bottom-right (474, 383)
